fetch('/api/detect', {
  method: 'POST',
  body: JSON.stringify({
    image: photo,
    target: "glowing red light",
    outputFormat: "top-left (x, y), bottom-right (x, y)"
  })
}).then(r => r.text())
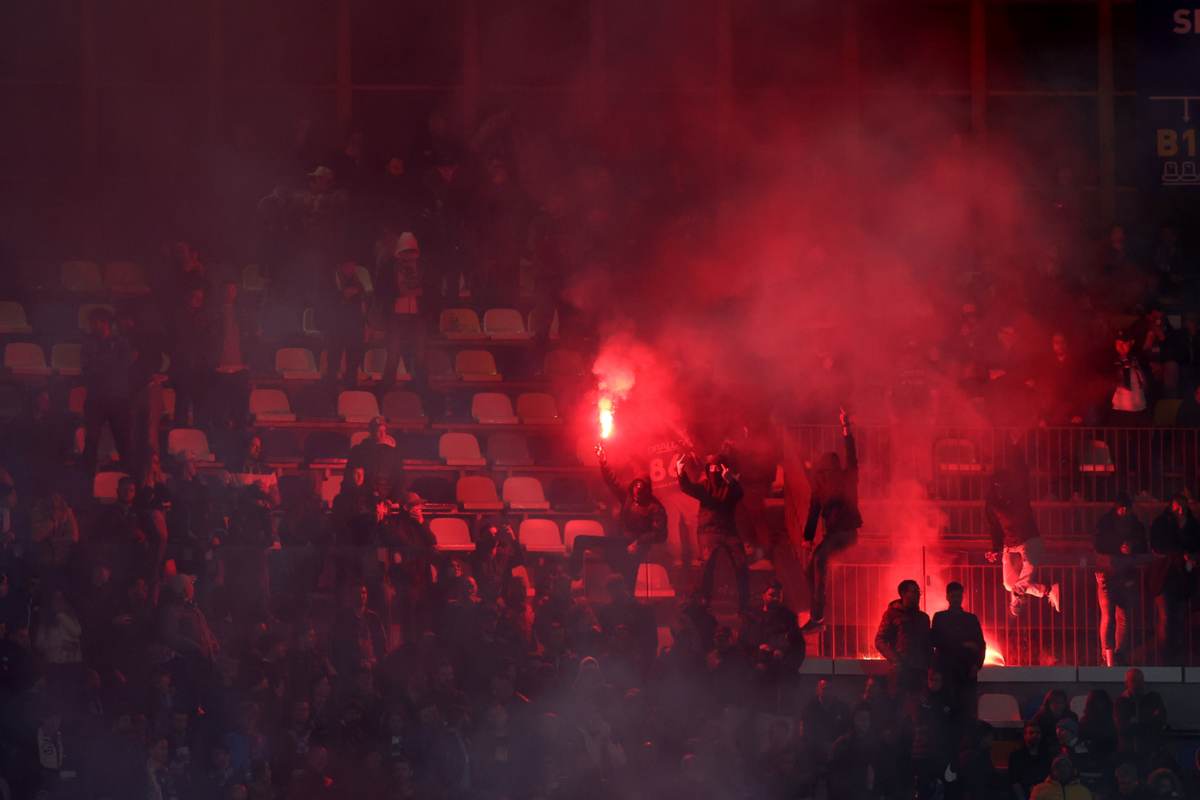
top-left (598, 396), bottom-right (615, 440)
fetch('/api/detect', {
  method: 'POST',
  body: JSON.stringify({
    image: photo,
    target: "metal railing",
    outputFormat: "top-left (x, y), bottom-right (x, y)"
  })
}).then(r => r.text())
top-left (823, 559), bottom-right (1196, 667)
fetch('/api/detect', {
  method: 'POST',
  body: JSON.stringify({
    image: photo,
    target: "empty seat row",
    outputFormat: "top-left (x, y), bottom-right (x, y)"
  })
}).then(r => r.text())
top-left (60, 260), bottom-right (150, 295)
top-left (439, 308), bottom-right (532, 340)
top-left (428, 516), bottom-right (600, 554)
top-left (439, 431), bottom-right (534, 467)
top-left (0, 301), bottom-right (122, 337)
top-left (4, 342), bottom-right (82, 376)
top-left (275, 346), bottom-right (554, 384)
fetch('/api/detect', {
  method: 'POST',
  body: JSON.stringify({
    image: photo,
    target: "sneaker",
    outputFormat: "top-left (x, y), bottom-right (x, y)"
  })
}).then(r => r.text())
top-left (1047, 583), bottom-right (1061, 613)
top-left (800, 617), bottom-right (826, 634)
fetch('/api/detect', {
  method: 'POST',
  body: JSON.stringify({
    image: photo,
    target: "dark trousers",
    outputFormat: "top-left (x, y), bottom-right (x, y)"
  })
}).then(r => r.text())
top-left (806, 527), bottom-right (858, 622)
top-left (384, 314), bottom-right (424, 388)
top-left (700, 533), bottom-right (749, 610)
top-left (172, 368), bottom-right (207, 426)
top-left (83, 393), bottom-right (131, 471)
top-left (326, 327), bottom-right (364, 387)
top-left (210, 370), bottom-right (250, 428)
top-left (569, 535), bottom-right (638, 588)
top-left (1097, 571), bottom-right (1134, 661)
top-left (130, 382), bottom-right (163, 478)
top-left (1155, 594), bottom-right (1190, 663)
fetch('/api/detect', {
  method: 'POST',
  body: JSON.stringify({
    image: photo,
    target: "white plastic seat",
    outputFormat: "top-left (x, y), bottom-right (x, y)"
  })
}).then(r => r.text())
top-left (977, 693), bottom-right (1022, 728)
top-left (77, 304), bottom-right (115, 333)
top-left (0, 302), bottom-right (32, 334)
top-left (4, 342), bottom-right (51, 376)
top-left (382, 390), bottom-right (425, 424)
top-left (471, 393), bottom-right (518, 424)
top-left (455, 349), bottom-right (502, 381)
top-left (62, 260), bottom-right (103, 293)
top-left (104, 261), bottom-right (149, 294)
top-left (439, 432), bottom-right (486, 466)
top-left (1080, 440), bottom-right (1116, 474)
top-left (634, 563), bottom-right (675, 599)
top-left (93, 471), bottom-right (130, 503)
top-left (456, 476), bottom-right (503, 511)
top-left (51, 343), bottom-right (82, 376)
top-left (487, 432), bottom-right (533, 466)
top-left (359, 348), bottom-right (409, 382)
top-left (275, 347), bottom-right (320, 380)
top-left (517, 392), bottom-right (560, 424)
top-left (337, 390), bottom-right (381, 423)
top-left (430, 517), bottom-right (474, 552)
top-left (439, 308), bottom-right (483, 339)
top-left (564, 518), bottom-right (605, 552)
top-left (518, 518), bottom-right (564, 554)
top-left (249, 389), bottom-right (296, 422)
top-left (503, 476), bottom-right (550, 510)
top-left (167, 428), bottom-right (215, 462)
top-left (483, 308), bottom-right (530, 340)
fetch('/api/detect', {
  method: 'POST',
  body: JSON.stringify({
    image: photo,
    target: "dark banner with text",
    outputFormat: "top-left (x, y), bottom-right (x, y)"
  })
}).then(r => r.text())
top-left (1138, 2), bottom-right (1200, 189)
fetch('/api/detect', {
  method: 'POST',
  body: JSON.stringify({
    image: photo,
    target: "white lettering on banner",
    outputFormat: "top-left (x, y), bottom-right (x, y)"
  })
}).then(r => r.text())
top-left (1174, 9), bottom-right (1200, 35)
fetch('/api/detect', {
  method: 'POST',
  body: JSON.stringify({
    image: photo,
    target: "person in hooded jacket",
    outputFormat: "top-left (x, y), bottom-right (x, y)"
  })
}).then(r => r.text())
top-left (801, 409), bottom-right (862, 632)
top-left (569, 445), bottom-right (668, 589)
top-left (875, 579), bottom-right (933, 700)
top-left (676, 449), bottom-right (747, 610)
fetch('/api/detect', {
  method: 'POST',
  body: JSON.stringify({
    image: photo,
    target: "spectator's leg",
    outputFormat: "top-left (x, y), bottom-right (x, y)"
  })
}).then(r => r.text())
top-left (345, 339), bottom-right (365, 389)
top-left (728, 536), bottom-right (750, 611)
top-left (1114, 597), bottom-right (1131, 664)
top-left (1012, 539), bottom-right (1048, 598)
top-left (109, 399), bottom-right (133, 471)
top-left (1097, 571), bottom-right (1115, 661)
top-left (699, 538), bottom-right (720, 604)
top-left (382, 321), bottom-right (404, 389)
top-left (326, 332), bottom-right (347, 385)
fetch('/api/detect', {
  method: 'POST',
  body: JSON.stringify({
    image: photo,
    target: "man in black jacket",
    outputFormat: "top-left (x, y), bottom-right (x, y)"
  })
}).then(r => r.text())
top-left (985, 465), bottom-right (1061, 617)
top-left (930, 581), bottom-right (985, 724)
top-left (1094, 493), bottom-right (1149, 666)
top-left (569, 445), bottom-right (667, 588)
top-left (677, 450), bottom-right (746, 610)
top-left (1149, 495), bottom-right (1200, 663)
top-left (801, 410), bottom-right (862, 633)
top-left (875, 579), bottom-right (932, 699)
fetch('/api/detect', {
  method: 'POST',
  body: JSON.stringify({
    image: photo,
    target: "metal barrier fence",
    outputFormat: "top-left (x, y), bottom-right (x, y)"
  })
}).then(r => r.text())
top-left (786, 424), bottom-right (1200, 504)
top-left (824, 560), bottom-right (1197, 667)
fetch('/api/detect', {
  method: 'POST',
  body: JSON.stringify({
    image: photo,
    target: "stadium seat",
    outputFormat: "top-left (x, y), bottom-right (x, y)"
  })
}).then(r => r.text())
top-left (0, 302), bottom-right (32, 334)
top-left (487, 432), bottom-right (533, 466)
top-left (5, 343), bottom-right (51, 376)
top-left (439, 432), bottom-right (486, 466)
top-left (28, 302), bottom-right (75, 338)
top-left (455, 349), bottom-right (501, 381)
top-left (934, 438), bottom-right (982, 473)
top-left (360, 348), bottom-right (410, 382)
top-left (382, 390), bottom-right (426, 424)
top-left (439, 308), bottom-right (483, 339)
top-left (103, 261), bottom-right (149, 294)
top-left (564, 519), bottom-right (604, 552)
top-left (77, 304), bottom-right (115, 333)
top-left (503, 476), bottom-right (550, 510)
top-left (410, 476), bottom-right (455, 505)
top-left (429, 518), bottom-right (474, 552)
top-left (471, 393), bottom-right (518, 424)
top-left (275, 347), bottom-right (321, 380)
top-left (978, 693), bottom-right (1022, 728)
top-left (302, 308), bottom-right (322, 336)
top-left (249, 389), bottom-right (296, 422)
top-left (62, 260), bottom-right (103, 293)
top-left (518, 518), bottom-right (564, 554)
top-left (634, 563), bottom-right (675, 600)
top-left (337, 390), bottom-right (381, 423)
top-left (483, 308), bottom-right (531, 340)
top-left (1079, 440), bottom-right (1116, 474)
top-left (167, 428), bottom-right (215, 462)
top-left (544, 348), bottom-right (585, 378)
top-left (93, 471), bottom-right (130, 503)
top-left (456, 476), bottom-right (503, 511)
top-left (1154, 399), bottom-right (1182, 427)
top-left (517, 392), bottom-right (560, 424)
top-left (304, 431), bottom-right (352, 464)
top-left (242, 263), bottom-right (269, 292)
top-left (51, 343), bottom-right (82, 376)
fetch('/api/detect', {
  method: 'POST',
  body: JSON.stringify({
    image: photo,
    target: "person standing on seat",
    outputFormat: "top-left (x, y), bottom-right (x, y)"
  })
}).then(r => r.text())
top-left (568, 445), bottom-right (667, 589)
top-left (81, 307), bottom-right (134, 472)
top-left (801, 409), bottom-right (862, 633)
top-left (676, 450), bottom-right (746, 611)
top-left (985, 462), bottom-right (1061, 617)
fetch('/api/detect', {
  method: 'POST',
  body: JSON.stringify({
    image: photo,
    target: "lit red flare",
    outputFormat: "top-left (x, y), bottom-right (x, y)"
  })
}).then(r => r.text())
top-left (984, 640), bottom-right (1005, 667)
top-left (598, 396), bottom-right (615, 440)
